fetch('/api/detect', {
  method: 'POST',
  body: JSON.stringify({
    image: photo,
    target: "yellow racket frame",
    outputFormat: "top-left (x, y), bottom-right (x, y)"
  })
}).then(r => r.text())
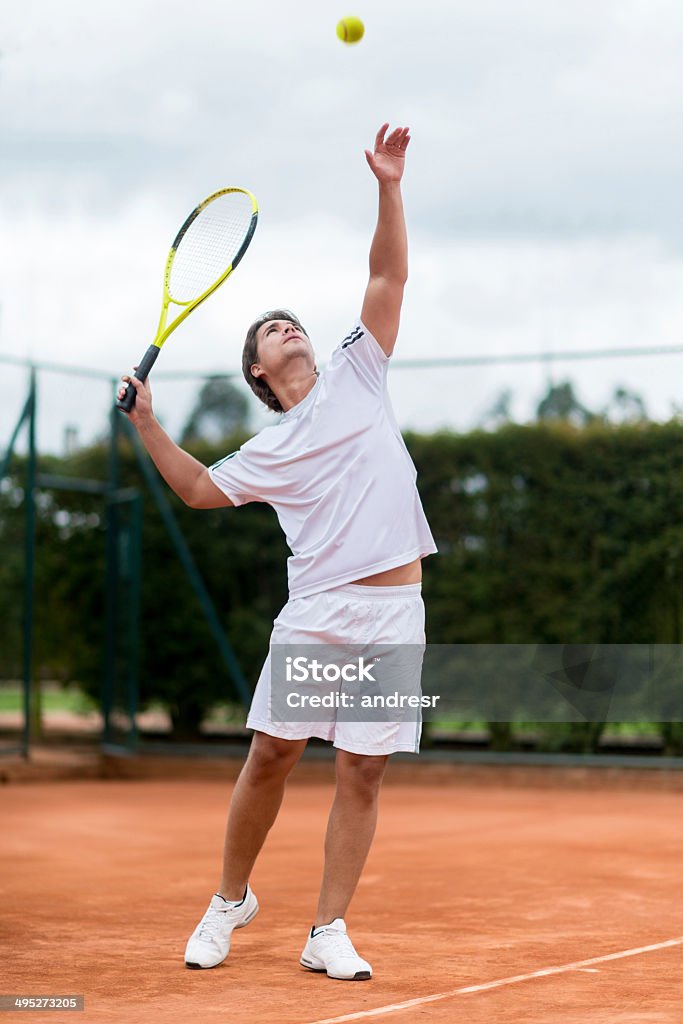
top-left (155, 186), bottom-right (259, 351)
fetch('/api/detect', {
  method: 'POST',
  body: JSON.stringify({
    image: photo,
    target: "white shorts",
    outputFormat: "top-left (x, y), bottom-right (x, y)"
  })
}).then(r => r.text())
top-left (246, 582), bottom-right (425, 756)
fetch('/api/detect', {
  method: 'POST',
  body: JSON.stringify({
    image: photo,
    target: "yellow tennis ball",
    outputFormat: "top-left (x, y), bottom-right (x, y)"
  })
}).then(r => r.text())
top-left (336, 16), bottom-right (365, 44)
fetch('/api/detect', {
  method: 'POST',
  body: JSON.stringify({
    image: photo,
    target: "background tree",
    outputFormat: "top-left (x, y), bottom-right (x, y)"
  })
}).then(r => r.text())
top-left (181, 376), bottom-right (250, 445)
top-left (535, 380), bottom-right (595, 425)
top-left (602, 386), bottom-right (648, 424)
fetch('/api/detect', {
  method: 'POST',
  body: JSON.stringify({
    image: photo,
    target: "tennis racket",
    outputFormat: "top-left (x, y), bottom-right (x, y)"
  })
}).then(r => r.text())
top-left (116, 187), bottom-right (258, 412)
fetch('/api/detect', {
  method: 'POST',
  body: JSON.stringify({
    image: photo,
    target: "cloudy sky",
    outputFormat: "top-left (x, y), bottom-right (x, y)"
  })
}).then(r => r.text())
top-left (3, 0), bottom-right (683, 453)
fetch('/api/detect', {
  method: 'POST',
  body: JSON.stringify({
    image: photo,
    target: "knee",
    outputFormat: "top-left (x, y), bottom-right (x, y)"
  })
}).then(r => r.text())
top-left (336, 753), bottom-right (388, 803)
top-left (246, 733), bottom-right (303, 783)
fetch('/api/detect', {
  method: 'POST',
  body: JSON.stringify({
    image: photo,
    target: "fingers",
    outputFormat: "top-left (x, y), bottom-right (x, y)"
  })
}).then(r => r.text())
top-left (117, 372), bottom-right (147, 403)
top-left (373, 124), bottom-right (411, 157)
top-left (384, 125), bottom-right (411, 151)
top-left (118, 375), bottom-right (135, 400)
top-left (374, 122), bottom-right (389, 149)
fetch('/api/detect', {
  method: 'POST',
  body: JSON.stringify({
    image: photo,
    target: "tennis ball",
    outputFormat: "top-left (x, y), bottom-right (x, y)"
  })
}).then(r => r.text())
top-left (336, 16), bottom-right (365, 44)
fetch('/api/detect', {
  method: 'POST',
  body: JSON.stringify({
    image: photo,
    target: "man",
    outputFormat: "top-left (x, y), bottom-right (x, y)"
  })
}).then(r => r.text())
top-left (118, 123), bottom-right (436, 981)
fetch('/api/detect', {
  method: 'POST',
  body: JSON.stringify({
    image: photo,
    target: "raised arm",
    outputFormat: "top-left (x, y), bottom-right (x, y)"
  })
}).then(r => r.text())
top-left (117, 374), bottom-right (233, 509)
top-left (360, 123), bottom-right (410, 357)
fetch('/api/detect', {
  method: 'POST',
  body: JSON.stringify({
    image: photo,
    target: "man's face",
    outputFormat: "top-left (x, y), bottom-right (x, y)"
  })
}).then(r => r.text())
top-left (251, 319), bottom-right (316, 381)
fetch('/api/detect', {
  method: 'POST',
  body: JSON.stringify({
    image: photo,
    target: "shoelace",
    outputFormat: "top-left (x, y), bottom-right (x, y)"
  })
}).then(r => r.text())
top-left (314, 928), bottom-right (361, 962)
top-left (197, 907), bottom-right (227, 941)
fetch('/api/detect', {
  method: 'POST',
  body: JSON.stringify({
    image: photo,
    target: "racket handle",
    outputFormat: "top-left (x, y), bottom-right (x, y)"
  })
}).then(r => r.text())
top-left (116, 345), bottom-right (161, 412)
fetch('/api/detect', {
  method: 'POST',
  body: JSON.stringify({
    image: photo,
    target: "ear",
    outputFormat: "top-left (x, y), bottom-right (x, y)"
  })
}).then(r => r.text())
top-left (250, 363), bottom-right (263, 380)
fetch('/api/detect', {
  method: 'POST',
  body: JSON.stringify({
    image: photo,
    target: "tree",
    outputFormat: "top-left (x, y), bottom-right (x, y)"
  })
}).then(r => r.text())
top-left (602, 386), bottom-right (647, 424)
top-left (181, 377), bottom-right (249, 444)
top-left (535, 380), bottom-right (594, 426)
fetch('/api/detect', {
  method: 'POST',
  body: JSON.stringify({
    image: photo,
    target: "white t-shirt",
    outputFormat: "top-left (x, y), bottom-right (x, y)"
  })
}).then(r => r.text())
top-left (209, 319), bottom-right (437, 599)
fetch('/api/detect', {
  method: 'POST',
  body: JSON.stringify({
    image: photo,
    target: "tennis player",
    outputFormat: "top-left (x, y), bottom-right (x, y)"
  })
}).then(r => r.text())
top-left (118, 123), bottom-right (436, 981)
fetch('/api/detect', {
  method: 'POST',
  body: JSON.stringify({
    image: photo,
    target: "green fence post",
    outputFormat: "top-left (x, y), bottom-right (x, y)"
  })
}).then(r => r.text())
top-left (103, 399), bottom-right (120, 747)
top-left (1, 383), bottom-right (33, 755)
top-left (126, 491), bottom-right (143, 748)
top-left (0, 391), bottom-right (33, 484)
top-left (22, 369), bottom-right (37, 757)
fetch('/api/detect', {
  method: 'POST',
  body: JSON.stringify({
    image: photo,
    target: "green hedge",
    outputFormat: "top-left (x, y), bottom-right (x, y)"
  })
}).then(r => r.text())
top-left (2, 420), bottom-right (683, 747)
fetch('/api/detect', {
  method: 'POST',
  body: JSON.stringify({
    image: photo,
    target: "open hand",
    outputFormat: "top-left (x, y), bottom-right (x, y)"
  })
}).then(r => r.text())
top-left (364, 123), bottom-right (411, 184)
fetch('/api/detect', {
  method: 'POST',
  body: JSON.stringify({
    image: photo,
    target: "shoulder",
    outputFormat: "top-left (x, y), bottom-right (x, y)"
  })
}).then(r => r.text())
top-left (325, 318), bottom-right (389, 393)
top-left (336, 319), bottom-right (389, 361)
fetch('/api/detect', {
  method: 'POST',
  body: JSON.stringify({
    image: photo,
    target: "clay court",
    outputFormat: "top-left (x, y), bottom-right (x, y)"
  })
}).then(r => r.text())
top-left (2, 757), bottom-right (682, 1024)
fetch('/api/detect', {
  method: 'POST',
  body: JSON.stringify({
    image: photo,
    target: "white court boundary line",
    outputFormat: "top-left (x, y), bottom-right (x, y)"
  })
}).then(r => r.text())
top-left (306, 936), bottom-right (683, 1024)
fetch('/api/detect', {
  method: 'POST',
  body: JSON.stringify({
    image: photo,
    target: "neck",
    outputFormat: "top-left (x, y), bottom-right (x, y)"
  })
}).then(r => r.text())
top-left (274, 370), bottom-right (318, 412)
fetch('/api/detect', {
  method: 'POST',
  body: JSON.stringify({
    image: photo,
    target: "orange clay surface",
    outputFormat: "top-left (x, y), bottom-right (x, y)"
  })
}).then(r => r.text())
top-left (2, 757), bottom-right (683, 1024)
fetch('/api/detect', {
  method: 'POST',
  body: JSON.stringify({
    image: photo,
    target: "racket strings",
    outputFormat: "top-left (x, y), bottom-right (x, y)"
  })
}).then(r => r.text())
top-left (169, 192), bottom-right (254, 303)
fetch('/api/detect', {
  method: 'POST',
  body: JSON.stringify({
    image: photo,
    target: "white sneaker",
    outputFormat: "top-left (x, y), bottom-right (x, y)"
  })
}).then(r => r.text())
top-left (184, 885), bottom-right (259, 969)
top-left (300, 918), bottom-right (372, 981)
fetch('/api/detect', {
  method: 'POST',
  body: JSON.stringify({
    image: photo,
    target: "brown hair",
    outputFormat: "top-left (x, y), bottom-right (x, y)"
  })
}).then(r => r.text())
top-left (241, 310), bottom-right (308, 413)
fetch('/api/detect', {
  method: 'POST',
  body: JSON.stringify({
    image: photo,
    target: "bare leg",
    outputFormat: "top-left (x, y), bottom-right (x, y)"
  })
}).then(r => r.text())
top-left (315, 751), bottom-right (388, 926)
top-left (219, 731), bottom-right (307, 899)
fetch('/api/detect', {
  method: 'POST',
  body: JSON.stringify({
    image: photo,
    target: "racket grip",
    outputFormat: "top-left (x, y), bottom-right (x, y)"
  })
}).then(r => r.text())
top-left (116, 345), bottom-right (161, 412)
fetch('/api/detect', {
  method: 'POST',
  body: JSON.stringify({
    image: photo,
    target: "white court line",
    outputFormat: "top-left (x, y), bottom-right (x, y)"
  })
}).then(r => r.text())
top-left (306, 936), bottom-right (683, 1024)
